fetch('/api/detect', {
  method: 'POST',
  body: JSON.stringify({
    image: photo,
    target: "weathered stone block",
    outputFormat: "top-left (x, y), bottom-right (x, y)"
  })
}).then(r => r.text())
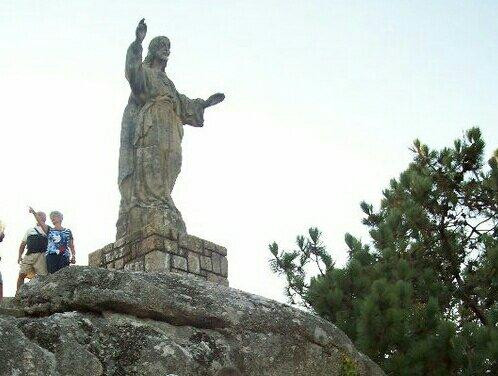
top-left (88, 249), bottom-right (103, 267)
top-left (102, 243), bottom-right (114, 254)
top-left (118, 246), bottom-right (127, 259)
top-left (111, 247), bottom-right (124, 261)
top-left (127, 241), bottom-right (138, 258)
top-left (187, 252), bottom-right (200, 274)
top-left (203, 249), bottom-right (212, 257)
top-left (170, 267), bottom-right (188, 276)
top-left (104, 252), bottom-right (113, 263)
top-left (172, 255), bottom-right (188, 271)
top-left (145, 251), bottom-right (170, 272)
top-left (212, 252), bottom-right (221, 274)
top-left (114, 258), bottom-right (124, 270)
top-left (124, 259), bottom-right (144, 271)
top-left (123, 249), bottom-right (133, 263)
top-left (220, 256), bottom-right (228, 277)
top-left (203, 240), bottom-right (217, 251)
top-left (215, 245), bottom-right (228, 256)
top-left (141, 235), bottom-right (164, 254)
top-left (164, 238), bottom-right (179, 255)
top-left (200, 256), bottom-right (212, 271)
top-left (179, 234), bottom-right (202, 252)
top-left (89, 225), bottom-right (229, 285)
top-left (188, 273), bottom-right (206, 281)
top-left (114, 237), bottom-right (127, 249)
top-left (207, 272), bottom-right (228, 286)
top-left (135, 259), bottom-right (145, 271)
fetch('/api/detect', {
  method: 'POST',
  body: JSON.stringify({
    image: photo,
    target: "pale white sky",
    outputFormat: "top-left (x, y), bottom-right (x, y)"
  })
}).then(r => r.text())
top-left (0, 0), bottom-right (497, 299)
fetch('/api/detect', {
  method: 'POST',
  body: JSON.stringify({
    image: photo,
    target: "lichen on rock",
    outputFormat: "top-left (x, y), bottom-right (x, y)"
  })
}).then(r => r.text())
top-left (0, 267), bottom-right (384, 375)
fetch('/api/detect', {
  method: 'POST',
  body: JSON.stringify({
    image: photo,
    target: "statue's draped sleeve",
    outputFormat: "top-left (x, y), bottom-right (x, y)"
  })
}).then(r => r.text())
top-left (118, 40), bottom-right (145, 188)
top-left (177, 94), bottom-right (206, 127)
top-left (125, 41), bottom-right (146, 96)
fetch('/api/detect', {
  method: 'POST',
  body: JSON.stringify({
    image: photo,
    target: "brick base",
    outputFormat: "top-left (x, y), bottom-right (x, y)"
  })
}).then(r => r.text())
top-left (88, 224), bottom-right (228, 286)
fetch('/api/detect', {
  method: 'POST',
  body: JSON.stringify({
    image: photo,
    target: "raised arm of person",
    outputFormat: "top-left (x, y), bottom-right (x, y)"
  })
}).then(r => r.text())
top-left (125, 18), bottom-right (147, 94)
top-left (28, 207), bottom-right (48, 234)
top-left (69, 238), bottom-right (76, 264)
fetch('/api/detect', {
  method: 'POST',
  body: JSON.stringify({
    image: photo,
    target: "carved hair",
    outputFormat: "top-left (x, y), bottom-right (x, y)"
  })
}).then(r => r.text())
top-left (143, 36), bottom-right (171, 67)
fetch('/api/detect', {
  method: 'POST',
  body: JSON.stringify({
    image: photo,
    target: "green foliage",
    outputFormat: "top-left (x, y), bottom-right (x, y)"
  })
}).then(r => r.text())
top-left (268, 128), bottom-right (497, 374)
top-left (340, 355), bottom-right (359, 376)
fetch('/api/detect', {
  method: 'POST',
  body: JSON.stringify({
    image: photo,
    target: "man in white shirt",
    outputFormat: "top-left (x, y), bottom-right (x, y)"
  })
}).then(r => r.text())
top-left (17, 212), bottom-right (48, 291)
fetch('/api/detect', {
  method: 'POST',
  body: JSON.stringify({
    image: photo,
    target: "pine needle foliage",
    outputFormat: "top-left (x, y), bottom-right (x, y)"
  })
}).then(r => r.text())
top-left (269, 128), bottom-right (497, 375)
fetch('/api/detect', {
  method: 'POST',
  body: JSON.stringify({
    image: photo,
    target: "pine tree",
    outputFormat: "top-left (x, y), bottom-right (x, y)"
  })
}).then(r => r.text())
top-left (269, 128), bottom-right (497, 375)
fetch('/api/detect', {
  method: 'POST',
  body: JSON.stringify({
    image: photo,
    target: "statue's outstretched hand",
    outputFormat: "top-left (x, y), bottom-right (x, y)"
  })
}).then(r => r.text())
top-left (204, 93), bottom-right (225, 108)
top-left (135, 18), bottom-right (147, 43)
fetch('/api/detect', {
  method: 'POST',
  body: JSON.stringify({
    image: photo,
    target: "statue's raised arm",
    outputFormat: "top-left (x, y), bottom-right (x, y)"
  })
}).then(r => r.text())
top-left (135, 18), bottom-right (147, 43)
top-left (125, 19), bottom-right (147, 94)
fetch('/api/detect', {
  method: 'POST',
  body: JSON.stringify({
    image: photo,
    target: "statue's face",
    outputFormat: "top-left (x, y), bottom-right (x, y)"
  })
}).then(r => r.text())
top-left (156, 44), bottom-right (170, 65)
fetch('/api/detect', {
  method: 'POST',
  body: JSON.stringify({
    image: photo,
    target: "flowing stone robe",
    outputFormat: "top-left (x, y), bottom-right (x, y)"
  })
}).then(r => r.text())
top-left (117, 40), bottom-right (205, 239)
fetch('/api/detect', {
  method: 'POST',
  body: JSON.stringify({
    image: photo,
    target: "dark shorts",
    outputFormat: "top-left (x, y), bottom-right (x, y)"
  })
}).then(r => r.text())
top-left (46, 253), bottom-right (70, 274)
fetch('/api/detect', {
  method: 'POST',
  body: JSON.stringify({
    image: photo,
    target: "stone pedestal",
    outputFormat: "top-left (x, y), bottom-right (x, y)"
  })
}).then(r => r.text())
top-left (88, 224), bottom-right (228, 286)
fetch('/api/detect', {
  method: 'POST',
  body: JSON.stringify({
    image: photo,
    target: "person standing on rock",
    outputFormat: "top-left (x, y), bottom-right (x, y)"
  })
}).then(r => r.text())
top-left (29, 207), bottom-right (76, 274)
top-left (17, 211), bottom-right (49, 291)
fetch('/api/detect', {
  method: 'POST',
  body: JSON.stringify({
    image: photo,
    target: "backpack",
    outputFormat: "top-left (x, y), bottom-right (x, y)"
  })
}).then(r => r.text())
top-left (26, 228), bottom-right (48, 254)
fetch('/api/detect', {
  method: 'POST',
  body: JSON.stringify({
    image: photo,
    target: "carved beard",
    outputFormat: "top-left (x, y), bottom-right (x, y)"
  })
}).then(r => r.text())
top-left (156, 53), bottom-right (169, 69)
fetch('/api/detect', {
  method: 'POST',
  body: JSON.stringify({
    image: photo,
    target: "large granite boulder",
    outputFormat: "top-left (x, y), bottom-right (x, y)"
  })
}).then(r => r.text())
top-left (0, 266), bottom-right (384, 375)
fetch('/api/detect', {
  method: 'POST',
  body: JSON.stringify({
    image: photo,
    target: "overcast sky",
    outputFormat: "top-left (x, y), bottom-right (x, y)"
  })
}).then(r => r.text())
top-left (0, 0), bottom-right (497, 299)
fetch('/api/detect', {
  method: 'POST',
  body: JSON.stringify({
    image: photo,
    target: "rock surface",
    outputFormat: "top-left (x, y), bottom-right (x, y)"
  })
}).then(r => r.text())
top-left (0, 266), bottom-right (384, 376)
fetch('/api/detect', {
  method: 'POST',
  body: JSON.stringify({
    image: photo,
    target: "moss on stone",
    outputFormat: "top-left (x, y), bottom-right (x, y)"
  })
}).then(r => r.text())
top-left (341, 354), bottom-right (359, 376)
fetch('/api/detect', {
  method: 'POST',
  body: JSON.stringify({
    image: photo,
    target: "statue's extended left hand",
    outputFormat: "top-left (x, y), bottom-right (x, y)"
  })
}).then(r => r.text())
top-left (204, 93), bottom-right (225, 108)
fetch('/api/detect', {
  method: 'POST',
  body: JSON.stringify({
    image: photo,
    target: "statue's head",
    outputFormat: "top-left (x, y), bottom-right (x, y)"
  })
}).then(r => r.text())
top-left (144, 36), bottom-right (171, 69)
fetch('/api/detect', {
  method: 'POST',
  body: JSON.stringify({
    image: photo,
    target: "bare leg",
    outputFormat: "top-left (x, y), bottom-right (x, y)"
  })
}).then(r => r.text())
top-left (16, 273), bottom-right (26, 292)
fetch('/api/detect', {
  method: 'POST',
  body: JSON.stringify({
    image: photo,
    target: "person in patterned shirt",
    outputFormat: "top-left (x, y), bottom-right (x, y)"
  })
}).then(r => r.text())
top-left (29, 207), bottom-right (76, 274)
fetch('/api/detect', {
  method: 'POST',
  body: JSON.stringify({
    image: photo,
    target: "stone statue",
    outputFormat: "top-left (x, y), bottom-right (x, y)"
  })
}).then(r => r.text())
top-left (117, 19), bottom-right (225, 239)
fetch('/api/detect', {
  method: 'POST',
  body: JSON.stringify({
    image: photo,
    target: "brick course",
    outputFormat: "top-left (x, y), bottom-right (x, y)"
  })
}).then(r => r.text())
top-left (88, 223), bottom-right (228, 286)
